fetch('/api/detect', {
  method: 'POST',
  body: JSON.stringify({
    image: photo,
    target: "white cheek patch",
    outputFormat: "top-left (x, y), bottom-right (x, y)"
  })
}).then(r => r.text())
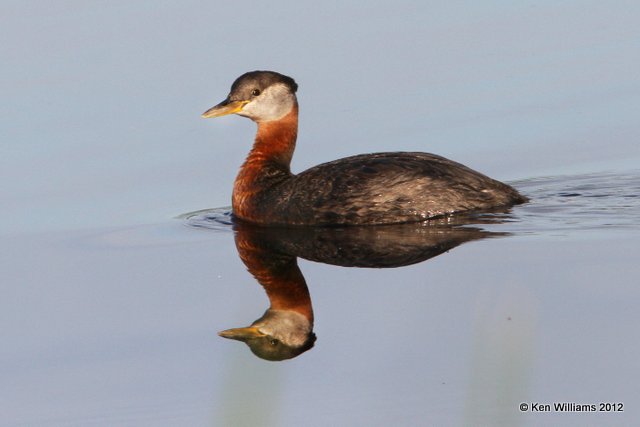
top-left (239, 83), bottom-right (295, 122)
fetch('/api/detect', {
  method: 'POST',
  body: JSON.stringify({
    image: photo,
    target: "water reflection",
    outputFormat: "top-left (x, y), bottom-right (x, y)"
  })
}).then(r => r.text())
top-left (216, 215), bottom-right (511, 361)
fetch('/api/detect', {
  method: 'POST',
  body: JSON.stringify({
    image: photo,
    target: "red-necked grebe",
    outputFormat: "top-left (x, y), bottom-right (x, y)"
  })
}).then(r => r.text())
top-left (202, 71), bottom-right (527, 226)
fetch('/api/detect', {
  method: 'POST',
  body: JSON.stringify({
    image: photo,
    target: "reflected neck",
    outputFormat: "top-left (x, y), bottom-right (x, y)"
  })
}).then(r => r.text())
top-left (259, 259), bottom-right (313, 323)
top-left (235, 228), bottom-right (313, 324)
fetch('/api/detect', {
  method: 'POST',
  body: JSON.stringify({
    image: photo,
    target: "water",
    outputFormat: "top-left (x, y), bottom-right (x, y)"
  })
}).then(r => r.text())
top-left (514, 172), bottom-right (640, 234)
top-left (3, 2), bottom-right (640, 426)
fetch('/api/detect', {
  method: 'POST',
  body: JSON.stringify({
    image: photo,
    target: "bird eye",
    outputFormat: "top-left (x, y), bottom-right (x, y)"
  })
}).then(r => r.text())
top-left (270, 339), bottom-right (279, 346)
top-left (251, 89), bottom-right (261, 97)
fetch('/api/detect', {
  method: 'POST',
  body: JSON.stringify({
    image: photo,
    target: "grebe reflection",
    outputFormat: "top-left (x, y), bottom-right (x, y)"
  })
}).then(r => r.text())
top-left (214, 215), bottom-right (509, 361)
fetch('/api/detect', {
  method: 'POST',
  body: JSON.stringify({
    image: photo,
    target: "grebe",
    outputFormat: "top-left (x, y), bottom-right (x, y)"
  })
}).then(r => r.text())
top-left (202, 71), bottom-right (527, 226)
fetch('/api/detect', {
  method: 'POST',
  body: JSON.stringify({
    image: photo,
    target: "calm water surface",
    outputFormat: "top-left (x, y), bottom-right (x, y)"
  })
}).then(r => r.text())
top-left (3, 1), bottom-right (640, 426)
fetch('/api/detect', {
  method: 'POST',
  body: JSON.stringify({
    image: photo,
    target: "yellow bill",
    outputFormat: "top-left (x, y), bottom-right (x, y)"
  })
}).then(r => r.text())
top-left (218, 326), bottom-right (265, 341)
top-left (202, 99), bottom-right (249, 118)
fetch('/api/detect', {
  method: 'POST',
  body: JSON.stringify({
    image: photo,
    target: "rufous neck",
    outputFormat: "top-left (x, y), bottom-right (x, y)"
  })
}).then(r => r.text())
top-left (235, 227), bottom-right (314, 323)
top-left (260, 260), bottom-right (313, 323)
top-left (249, 103), bottom-right (299, 169)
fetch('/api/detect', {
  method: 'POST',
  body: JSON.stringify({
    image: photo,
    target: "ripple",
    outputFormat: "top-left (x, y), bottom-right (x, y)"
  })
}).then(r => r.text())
top-left (510, 170), bottom-right (640, 234)
top-left (178, 207), bottom-right (234, 231)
